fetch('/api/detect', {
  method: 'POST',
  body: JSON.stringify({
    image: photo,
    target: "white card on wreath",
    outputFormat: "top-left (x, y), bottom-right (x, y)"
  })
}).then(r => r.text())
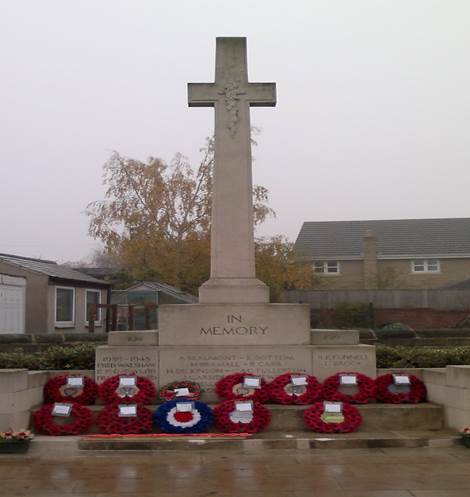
top-left (66, 376), bottom-right (84, 388)
top-left (235, 401), bottom-right (253, 412)
top-left (176, 401), bottom-right (194, 412)
top-left (291, 375), bottom-right (308, 386)
top-left (230, 410), bottom-right (253, 423)
top-left (52, 403), bottom-right (72, 417)
top-left (324, 402), bottom-right (343, 414)
top-left (243, 377), bottom-right (261, 388)
top-left (118, 404), bottom-right (137, 417)
top-left (119, 376), bottom-right (136, 388)
top-left (393, 375), bottom-right (411, 385)
top-left (174, 387), bottom-right (190, 397)
top-left (340, 375), bottom-right (357, 386)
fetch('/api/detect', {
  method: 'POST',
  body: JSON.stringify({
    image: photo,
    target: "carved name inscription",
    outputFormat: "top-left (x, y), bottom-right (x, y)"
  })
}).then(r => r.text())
top-left (160, 348), bottom-right (311, 392)
top-left (312, 347), bottom-right (376, 380)
top-left (316, 352), bottom-right (370, 369)
top-left (95, 349), bottom-right (158, 383)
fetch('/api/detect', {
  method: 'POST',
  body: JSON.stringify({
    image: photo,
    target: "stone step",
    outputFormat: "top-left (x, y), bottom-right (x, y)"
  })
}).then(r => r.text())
top-left (77, 429), bottom-right (460, 451)
top-left (32, 403), bottom-right (444, 433)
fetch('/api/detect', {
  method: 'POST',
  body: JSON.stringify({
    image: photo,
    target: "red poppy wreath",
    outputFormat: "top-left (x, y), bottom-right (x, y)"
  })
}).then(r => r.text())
top-left (33, 403), bottom-right (93, 436)
top-left (213, 399), bottom-right (271, 433)
top-left (97, 404), bottom-right (153, 434)
top-left (159, 380), bottom-right (202, 402)
top-left (375, 373), bottom-right (427, 404)
top-left (321, 372), bottom-right (377, 404)
top-left (303, 401), bottom-right (362, 433)
top-left (215, 373), bottom-right (270, 403)
top-left (98, 374), bottom-right (157, 405)
top-left (43, 374), bottom-right (98, 405)
top-left (268, 372), bottom-right (322, 405)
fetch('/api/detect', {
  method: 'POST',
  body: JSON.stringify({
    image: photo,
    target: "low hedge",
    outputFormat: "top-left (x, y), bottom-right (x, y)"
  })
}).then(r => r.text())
top-left (0, 344), bottom-right (95, 370)
top-left (1, 343), bottom-right (470, 371)
top-left (376, 345), bottom-right (470, 368)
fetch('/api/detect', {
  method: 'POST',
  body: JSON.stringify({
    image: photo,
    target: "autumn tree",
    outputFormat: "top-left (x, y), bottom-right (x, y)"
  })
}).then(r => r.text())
top-left (87, 137), bottom-right (276, 293)
top-left (255, 236), bottom-right (317, 301)
top-left (87, 136), bottom-right (317, 297)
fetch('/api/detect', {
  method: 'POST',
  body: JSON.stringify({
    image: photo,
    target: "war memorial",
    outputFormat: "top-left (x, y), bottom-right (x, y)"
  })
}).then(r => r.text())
top-left (94, 37), bottom-right (375, 396)
top-left (1, 38), bottom-right (470, 455)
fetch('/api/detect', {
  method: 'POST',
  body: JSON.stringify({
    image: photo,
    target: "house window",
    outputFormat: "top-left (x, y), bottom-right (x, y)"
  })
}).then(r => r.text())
top-left (314, 261), bottom-right (340, 274)
top-left (55, 287), bottom-right (75, 325)
top-left (86, 289), bottom-right (101, 324)
top-left (412, 259), bottom-right (440, 273)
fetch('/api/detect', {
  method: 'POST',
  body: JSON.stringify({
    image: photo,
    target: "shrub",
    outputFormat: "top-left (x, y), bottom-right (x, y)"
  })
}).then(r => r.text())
top-left (0, 344), bottom-right (96, 370)
top-left (376, 345), bottom-right (470, 368)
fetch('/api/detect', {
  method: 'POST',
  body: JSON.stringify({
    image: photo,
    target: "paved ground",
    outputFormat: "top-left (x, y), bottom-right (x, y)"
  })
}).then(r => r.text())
top-left (2, 442), bottom-right (470, 497)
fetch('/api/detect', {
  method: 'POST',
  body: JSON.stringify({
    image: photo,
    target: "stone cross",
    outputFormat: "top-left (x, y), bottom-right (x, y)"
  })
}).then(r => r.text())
top-left (188, 37), bottom-right (276, 303)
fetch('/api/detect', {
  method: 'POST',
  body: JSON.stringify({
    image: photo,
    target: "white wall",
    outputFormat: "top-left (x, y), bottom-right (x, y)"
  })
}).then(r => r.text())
top-left (0, 274), bottom-right (26, 333)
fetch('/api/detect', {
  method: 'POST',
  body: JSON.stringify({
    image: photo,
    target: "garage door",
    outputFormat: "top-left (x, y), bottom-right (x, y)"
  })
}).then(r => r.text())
top-left (0, 274), bottom-right (26, 333)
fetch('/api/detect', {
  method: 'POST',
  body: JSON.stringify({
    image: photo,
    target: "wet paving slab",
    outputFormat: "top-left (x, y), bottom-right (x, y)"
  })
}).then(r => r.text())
top-left (1, 444), bottom-right (470, 497)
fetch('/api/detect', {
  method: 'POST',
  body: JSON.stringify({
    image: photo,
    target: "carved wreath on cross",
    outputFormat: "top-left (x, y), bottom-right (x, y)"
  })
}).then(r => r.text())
top-left (218, 80), bottom-right (245, 137)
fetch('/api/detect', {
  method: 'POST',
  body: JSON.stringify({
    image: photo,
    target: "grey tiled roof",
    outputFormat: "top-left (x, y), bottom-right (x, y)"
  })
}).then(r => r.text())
top-left (128, 281), bottom-right (198, 303)
top-left (294, 218), bottom-right (470, 259)
top-left (0, 253), bottom-right (107, 285)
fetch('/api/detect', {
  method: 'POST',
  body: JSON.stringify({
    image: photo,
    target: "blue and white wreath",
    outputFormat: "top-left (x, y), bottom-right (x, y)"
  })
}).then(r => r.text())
top-left (154, 400), bottom-right (214, 434)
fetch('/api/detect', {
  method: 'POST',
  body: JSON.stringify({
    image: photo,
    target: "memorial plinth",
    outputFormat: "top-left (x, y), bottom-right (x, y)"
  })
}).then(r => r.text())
top-left (95, 329), bottom-right (376, 401)
top-left (158, 303), bottom-right (311, 346)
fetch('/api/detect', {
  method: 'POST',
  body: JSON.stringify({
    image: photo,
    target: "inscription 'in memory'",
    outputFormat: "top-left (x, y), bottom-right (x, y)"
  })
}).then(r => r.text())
top-left (200, 313), bottom-right (269, 336)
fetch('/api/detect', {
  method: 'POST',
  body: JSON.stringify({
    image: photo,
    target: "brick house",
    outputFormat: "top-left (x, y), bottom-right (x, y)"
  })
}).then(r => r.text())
top-left (0, 253), bottom-right (110, 334)
top-left (294, 218), bottom-right (470, 290)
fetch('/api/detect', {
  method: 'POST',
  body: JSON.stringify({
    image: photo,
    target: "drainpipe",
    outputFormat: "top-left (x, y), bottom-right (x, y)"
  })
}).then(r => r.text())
top-left (363, 230), bottom-right (378, 290)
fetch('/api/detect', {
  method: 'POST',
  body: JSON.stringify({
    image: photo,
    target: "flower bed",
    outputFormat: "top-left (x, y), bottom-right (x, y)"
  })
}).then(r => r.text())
top-left (0, 430), bottom-right (33, 454)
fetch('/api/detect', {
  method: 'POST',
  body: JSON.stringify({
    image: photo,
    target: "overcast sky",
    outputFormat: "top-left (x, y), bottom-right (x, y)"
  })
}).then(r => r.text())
top-left (1, 1), bottom-right (469, 262)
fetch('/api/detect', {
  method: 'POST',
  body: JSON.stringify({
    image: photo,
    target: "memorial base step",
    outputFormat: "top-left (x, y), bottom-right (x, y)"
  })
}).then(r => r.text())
top-left (77, 429), bottom-right (460, 451)
top-left (31, 403), bottom-right (444, 434)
